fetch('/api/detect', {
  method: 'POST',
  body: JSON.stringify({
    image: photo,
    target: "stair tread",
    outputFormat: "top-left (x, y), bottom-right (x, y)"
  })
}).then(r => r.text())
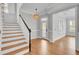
top-left (1, 40), bottom-right (27, 48)
top-left (3, 26), bottom-right (20, 28)
top-left (3, 28), bottom-right (20, 30)
top-left (1, 37), bottom-right (25, 42)
top-left (3, 28), bottom-right (20, 29)
top-left (3, 34), bottom-right (23, 37)
top-left (2, 38), bottom-right (26, 44)
top-left (3, 23), bottom-right (18, 24)
top-left (3, 25), bottom-right (19, 27)
top-left (4, 46), bottom-right (29, 55)
top-left (3, 25), bottom-right (19, 26)
top-left (3, 29), bottom-right (21, 31)
top-left (3, 24), bottom-right (19, 25)
top-left (3, 31), bottom-right (22, 33)
top-left (3, 32), bottom-right (22, 34)
top-left (16, 48), bottom-right (29, 55)
top-left (3, 27), bottom-right (20, 28)
top-left (2, 42), bottom-right (27, 50)
top-left (0, 41), bottom-right (28, 55)
top-left (2, 35), bottom-right (24, 39)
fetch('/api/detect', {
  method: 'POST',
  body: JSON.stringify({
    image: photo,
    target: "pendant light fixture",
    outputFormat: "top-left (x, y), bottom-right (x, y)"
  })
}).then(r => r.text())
top-left (32, 8), bottom-right (40, 20)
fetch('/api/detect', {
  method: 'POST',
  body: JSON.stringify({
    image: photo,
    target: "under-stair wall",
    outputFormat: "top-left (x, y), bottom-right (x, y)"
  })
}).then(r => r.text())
top-left (19, 12), bottom-right (38, 39)
top-left (17, 14), bottom-right (29, 42)
top-left (16, 3), bottom-right (29, 41)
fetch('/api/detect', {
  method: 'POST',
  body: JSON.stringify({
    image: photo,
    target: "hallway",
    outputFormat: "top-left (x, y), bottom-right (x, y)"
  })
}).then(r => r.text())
top-left (31, 36), bottom-right (75, 55)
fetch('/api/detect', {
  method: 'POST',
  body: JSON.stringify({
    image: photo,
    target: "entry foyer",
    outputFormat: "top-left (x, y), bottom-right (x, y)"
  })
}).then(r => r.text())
top-left (0, 3), bottom-right (79, 55)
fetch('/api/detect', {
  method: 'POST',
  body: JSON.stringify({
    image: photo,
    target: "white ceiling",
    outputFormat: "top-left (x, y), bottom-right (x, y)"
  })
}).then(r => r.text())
top-left (20, 3), bottom-right (56, 14)
top-left (20, 3), bottom-right (79, 15)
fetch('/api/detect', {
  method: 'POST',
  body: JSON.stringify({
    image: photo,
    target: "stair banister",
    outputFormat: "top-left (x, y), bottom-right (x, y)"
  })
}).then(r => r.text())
top-left (19, 14), bottom-right (31, 53)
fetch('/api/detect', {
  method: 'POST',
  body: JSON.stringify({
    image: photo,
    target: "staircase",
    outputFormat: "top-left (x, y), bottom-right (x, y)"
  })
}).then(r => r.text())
top-left (0, 23), bottom-right (29, 55)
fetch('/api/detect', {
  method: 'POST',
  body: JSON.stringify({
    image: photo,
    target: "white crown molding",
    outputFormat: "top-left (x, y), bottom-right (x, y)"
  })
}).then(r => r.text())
top-left (47, 3), bottom-right (79, 14)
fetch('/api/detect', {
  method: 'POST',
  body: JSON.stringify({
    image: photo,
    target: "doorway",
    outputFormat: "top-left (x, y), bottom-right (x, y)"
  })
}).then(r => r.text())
top-left (41, 17), bottom-right (48, 39)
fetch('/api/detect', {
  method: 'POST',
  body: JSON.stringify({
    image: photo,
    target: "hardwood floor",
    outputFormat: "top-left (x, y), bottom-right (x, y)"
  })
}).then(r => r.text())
top-left (31, 36), bottom-right (76, 55)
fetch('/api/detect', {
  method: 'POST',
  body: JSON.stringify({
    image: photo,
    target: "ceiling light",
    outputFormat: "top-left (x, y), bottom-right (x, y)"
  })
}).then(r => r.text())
top-left (32, 8), bottom-right (40, 20)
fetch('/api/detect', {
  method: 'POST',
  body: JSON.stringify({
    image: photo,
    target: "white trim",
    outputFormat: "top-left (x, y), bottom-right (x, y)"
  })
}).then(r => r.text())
top-left (52, 35), bottom-right (66, 42)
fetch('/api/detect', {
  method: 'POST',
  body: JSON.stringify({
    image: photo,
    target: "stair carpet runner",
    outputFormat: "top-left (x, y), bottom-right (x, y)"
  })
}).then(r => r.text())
top-left (0, 23), bottom-right (29, 55)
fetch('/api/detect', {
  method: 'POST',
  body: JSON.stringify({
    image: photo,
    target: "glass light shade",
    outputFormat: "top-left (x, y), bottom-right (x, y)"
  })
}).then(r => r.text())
top-left (32, 13), bottom-right (40, 20)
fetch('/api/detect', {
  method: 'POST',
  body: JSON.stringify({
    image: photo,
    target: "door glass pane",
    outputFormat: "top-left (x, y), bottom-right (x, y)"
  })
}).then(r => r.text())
top-left (42, 22), bottom-right (46, 38)
top-left (41, 18), bottom-right (47, 38)
top-left (69, 20), bottom-right (75, 32)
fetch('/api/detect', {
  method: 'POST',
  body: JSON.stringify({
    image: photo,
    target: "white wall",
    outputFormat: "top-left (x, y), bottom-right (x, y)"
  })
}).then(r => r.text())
top-left (76, 6), bottom-right (79, 51)
top-left (36, 7), bottom-right (76, 42)
top-left (3, 3), bottom-right (17, 23)
top-left (16, 3), bottom-right (29, 43)
top-left (20, 12), bottom-right (38, 39)
top-left (3, 13), bottom-right (16, 23)
top-left (47, 14), bottom-right (53, 41)
top-left (52, 12), bottom-right (66, 42)
top-left (52, 8), bottom-right (76, 42)
top-left (18, 14), bottom-right (29, 42)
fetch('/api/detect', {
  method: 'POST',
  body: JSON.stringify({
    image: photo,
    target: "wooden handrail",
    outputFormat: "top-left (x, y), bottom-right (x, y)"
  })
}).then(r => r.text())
top-left (19, 14), bottom-right (31, 53)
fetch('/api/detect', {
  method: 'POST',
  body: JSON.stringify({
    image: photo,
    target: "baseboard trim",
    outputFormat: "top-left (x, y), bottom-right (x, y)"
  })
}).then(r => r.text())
top-left (52, 35), bottom-right (66, 42)
top-left (66, 35), bottom-right (75, 37)
top-left (32, 38), bottom-right (50, 42)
